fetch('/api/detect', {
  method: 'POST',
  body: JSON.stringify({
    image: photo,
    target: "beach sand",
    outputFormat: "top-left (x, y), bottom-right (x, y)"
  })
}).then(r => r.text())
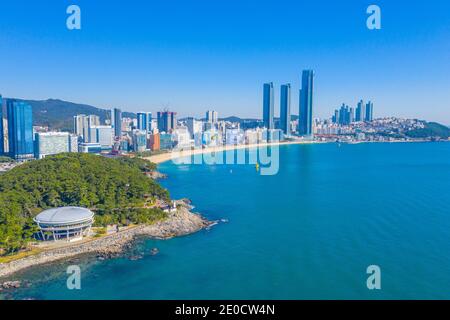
top-left (144, 140), bottom-right (317, 164)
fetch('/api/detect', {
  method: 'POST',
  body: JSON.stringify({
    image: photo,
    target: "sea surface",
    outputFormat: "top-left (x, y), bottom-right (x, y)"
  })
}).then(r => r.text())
top-left (4, 142), bottom-right (450, 300)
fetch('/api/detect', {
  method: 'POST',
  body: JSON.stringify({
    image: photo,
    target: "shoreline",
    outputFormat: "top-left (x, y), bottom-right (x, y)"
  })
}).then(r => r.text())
top-left (144, 140), bottom-right (318, 164)
top-left (0, 206), bottom-right (212, 280)
top-left (143, 139), bottom-right (444, 164)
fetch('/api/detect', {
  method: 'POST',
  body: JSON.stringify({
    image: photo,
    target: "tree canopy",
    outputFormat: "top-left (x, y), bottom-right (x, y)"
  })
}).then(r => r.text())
top-left (0, 153), bottom-right (169, 254)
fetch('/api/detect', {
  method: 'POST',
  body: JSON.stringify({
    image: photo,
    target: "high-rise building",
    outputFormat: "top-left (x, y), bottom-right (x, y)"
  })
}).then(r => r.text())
top-left (34, 132), bottom-right (70, 159)
top-left (206, 110), bottom-right (219, 123)
top-left (160, 133), bottom-right (174, 150)
top-left (7, 100), bottom-right (34, 161)
top-left (263, 82), bottom-right (274, 130)
top-left (0, 95), bottom-right (3, 155)
top-left (299, 70), bottom-right (314, 136)
top-left (69, 134), bottom-right (79, 153)
top-left (73, 114), bottom-right (86, 138)
top-left (112, 108), bottom-right (122, 137)
top-left (157, 111), bottom-right (177, 133)
top-left (132, 130), bottom-right (147, 152)
top-left (332, 109), bottom-right (339, 124)
top-left (356, 100), bottom-right (366, 122)
top-left (137, 112), bottom-right (147, 131)
top-left (148, 133), bottom-right (160, 151)
top-left (365, 101), bottom-right (374, 122)
top-left (89, 125), bottom-right (113, 150)
top-left (186, 117), bottom-right (203, 138)
top-left (280, 84), bottom-right (291, 135)
top-left (73, 114), bottom-right (99, 142)
top-left (137, 112), bottom-right (152, 131)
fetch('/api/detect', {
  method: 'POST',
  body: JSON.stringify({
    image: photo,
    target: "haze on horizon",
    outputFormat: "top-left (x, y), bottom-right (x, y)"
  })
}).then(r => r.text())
top-left (0, 0), bottom-right (449, 123)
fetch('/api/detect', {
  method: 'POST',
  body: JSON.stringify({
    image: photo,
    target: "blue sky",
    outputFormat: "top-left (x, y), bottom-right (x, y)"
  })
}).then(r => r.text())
top-left (0, 0), bottom-right (449, 122)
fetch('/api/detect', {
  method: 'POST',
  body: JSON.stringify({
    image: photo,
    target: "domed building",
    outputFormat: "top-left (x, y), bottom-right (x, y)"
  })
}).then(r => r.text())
top-left (34, 207), bottom-right (95, 242)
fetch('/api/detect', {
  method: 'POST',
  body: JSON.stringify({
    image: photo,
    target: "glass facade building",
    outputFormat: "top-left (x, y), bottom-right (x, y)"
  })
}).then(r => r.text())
top-left (299, 70), bottom-right (314, 136)
top-left (7, 100), bottom-right (34, 160)
top-left (365, 101), bottom-right (374, 122)
top-left (0, 95), bottom-right (3, 155)
top-left (137, 112), bottom-right (153, 132)
top-left (157, 111), bottom-right (177, 133)
top-left (280, 84), bottom-right (291, 135)
top-left (112, 108), bottom-right (122, 137)
top-left (263, 82), bottom-right (274, 130)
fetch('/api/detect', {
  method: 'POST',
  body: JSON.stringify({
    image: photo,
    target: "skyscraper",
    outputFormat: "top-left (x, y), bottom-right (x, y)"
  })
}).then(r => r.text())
top-left (113, 108), bottom-right (122, 137)
top-left (356, 100), bottom-right (366, 122)
top-left (137, 112), bottom-right (153, 131)
top-left (299, 70), bottom-right (314, 136)
top-left (137, 112), bottom-right (147, 131)
top-left (280, 84), bottom-right (291, 135)
top-left (365, 101), bottom-right (374, 122)
top-left (146, 112), bottom-right (153, 131)
top-left (73, 114), bottom-right (86, 137)
top-left (7, 100), bottom-right (34, 161)
top-left (157, 111), bottom-right (177, 133)
top-left (0, 95), bottom-right (3, 155)
top-left (263, 82), bottom-right (274, 130)
top-left (206, 110), bottom-right (219, 123)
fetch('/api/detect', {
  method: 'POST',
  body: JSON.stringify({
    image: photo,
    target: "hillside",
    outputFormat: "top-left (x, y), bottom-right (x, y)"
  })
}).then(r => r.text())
top-left (0, 153), bottom-right (169, 255)
top-left (11, 98), bottom-right (136, 131)
top-left (406, 122), bottom-right (450, 139)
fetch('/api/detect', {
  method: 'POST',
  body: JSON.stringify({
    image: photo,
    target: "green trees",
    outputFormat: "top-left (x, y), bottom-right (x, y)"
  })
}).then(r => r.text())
top-left (0, 153), bottom-right (169, 255)
top-left (406, 122), bottom-right (450, 139)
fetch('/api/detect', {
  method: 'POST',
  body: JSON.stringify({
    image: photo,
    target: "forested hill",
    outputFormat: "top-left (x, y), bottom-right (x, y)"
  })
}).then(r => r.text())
top-left (10, 98), bottom-right (136, 131)
top-left (0, 153), bottom-right (169, 254)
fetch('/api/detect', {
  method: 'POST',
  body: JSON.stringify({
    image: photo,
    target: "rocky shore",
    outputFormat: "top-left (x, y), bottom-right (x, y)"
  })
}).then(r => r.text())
top-left (0, 206), bottom-right (212, 279)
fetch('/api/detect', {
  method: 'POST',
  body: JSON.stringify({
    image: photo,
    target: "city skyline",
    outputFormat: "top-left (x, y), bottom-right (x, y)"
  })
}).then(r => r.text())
top-left (0, 1), bottom-right (449, 123)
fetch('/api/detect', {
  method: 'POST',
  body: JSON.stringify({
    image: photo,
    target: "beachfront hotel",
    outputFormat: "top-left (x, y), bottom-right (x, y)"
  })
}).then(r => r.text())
top-left (33, 207), bottom-right (95, 242)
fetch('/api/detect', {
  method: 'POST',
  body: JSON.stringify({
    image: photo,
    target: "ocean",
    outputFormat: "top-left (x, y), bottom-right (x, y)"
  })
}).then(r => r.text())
top-left (5, 142), bottom-right (450, 300)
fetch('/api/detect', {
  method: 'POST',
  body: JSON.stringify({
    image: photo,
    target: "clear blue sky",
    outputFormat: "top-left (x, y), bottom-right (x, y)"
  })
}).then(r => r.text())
top-left (0, 0), bottom-right (449, 123)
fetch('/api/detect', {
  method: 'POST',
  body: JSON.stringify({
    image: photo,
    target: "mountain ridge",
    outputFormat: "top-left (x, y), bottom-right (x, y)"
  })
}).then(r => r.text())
top-left (6, 98), bottom-right (136, 132)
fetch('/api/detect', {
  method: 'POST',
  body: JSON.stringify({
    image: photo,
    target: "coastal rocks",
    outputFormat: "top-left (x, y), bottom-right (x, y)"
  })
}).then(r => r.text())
top-left (0, 205), bottom-right (213, 279)
top-left (1, 281), bottom-right (22, 289)
top-left (147, 171), bottom-right (168, 180)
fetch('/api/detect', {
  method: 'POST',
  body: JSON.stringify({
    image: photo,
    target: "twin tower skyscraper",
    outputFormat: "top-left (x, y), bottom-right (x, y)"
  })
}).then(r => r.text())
top-left (263, 70), bottom-right (314, 137)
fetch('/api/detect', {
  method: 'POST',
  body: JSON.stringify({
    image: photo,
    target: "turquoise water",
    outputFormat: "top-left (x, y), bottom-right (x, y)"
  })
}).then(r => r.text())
top-left (5, 142), bottom-right (450, 299)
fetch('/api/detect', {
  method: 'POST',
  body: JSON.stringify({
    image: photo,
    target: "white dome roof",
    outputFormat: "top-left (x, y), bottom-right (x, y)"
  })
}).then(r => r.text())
top-left (34, 207), bottom-right (94, 225)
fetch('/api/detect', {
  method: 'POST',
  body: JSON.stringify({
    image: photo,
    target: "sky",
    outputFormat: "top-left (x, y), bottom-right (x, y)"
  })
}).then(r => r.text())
top-left (0, 0), bottom-right (449, 122)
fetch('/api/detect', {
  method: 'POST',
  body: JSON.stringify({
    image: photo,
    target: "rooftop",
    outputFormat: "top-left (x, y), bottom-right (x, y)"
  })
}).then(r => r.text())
top-left (34, 207), bottom-right (94, 225)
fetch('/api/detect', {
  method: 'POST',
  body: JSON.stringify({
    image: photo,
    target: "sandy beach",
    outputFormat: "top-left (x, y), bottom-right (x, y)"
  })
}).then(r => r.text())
top-left (144, 140), bottom-right (317, 164)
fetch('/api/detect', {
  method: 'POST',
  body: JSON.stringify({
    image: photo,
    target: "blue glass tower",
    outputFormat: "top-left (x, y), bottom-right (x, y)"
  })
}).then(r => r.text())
top-left (137, 112), bottom-right (147, 131)
top-left (298, 70), bottom-right (314, 136)
top-left (113, 108), bottom-right (122, 137)
top-left (7, 100), bottom-right (34, 160)
top-left (280, 84), bottom-right (291, 135)
top-left (263, 82), bottom-right (274, 130)
top-left (137, 112), bottom-right (152, 131)
top-left (365, 101), bottom-right (374, 122)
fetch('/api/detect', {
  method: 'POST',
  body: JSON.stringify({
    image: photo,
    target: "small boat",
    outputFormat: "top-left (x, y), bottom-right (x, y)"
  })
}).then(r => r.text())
top-left (255, 163), bottom-right (260, 171)
top-left (150, 248), bottom-right (159, 256)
